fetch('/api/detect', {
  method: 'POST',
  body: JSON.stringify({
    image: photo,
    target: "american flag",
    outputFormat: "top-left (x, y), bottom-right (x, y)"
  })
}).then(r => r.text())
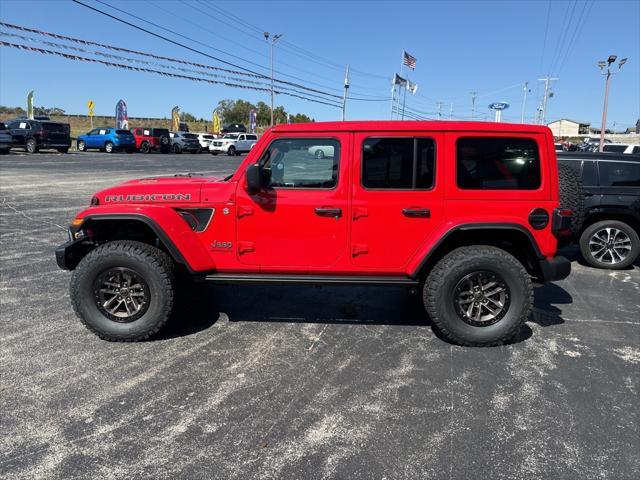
top-left (403, 50), bottom-right (417, 70)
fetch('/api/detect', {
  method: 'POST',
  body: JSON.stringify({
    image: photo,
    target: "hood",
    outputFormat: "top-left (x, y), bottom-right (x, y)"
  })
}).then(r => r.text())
top-left (94, 175), bottom-right (224, 204)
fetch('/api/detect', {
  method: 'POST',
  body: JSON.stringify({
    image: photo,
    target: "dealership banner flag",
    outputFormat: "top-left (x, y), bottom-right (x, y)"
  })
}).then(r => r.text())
top-left (171, 106), bottom-right (180, 131)
top-left (212, 110), bottom-right (221, 134)
top-left (249, 109), bottom-right (257, 133)
top-left (27, 90), bottom-right (34, 119)
top-left (115, 99), bottom-right (128, 129)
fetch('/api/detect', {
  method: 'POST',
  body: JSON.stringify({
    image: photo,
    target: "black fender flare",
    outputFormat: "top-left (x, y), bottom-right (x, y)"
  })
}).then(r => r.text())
top-left (58, 214), bottom-right (192, 271)
top-left (410, 223), bottom-right (544, 279)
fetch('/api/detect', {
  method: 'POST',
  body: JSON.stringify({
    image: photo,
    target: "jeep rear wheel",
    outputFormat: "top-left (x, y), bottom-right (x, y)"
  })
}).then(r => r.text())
top-left (70, 241), bottom-right (174, 341)
top-left (579, 220), bottom-right (640, 269)
top-left (423, 246), bottom-right (532, 347)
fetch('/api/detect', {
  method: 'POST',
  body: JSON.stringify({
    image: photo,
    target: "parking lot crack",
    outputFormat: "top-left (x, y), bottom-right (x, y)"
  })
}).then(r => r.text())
top-left (0, 197), bottom-right (67, 231)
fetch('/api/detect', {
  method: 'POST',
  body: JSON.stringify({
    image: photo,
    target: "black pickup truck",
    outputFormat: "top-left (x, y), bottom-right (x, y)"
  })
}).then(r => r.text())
top-left (558, 152), bottom-right (640, 269)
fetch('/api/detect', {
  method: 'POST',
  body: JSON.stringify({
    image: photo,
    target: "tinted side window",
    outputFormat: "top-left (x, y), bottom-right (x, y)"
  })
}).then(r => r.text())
top-left (259, 138), bottom-right (339, 189)
top-left (598, 162), bottom-right (640, 187)
top-left (632, 146), bottom-right (640, 154)
top-left (602, 145), bottom-right (627, 153)
top-left (8, 121), bottom-right (21, 129)
top-left (457, 137), bottom-right (541, 190)
top-left (362, 138), bottom-right (435, 189)
top-left (581, 161), bottom-right (598, 186)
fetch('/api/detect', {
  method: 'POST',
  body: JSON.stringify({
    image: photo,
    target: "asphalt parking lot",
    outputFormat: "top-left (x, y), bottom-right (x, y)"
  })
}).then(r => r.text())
top-left (1, 150), bottom-right (638, 480)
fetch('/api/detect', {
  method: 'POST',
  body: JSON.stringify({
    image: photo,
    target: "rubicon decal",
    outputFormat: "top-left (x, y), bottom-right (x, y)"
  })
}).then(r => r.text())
top-left (104, 193), bottom-right (191, 202)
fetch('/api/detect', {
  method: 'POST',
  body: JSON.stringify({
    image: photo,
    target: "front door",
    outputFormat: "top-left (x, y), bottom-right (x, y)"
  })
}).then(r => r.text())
top-left (350, 132), bottom-right (444, 269)
top-left (235, 134), bottom-right (351, 270)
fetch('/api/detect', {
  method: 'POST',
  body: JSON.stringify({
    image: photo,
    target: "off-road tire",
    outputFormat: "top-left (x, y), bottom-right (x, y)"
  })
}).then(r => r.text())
top-left (140, 142), bottom-right (150, 154)
top-left (579, 220), bottom-right (640, 270)
top-left (423, 246), bottom-right (532, 347)
top-left (57, 147), bottom-right (69, 154)
top-left (70, 241), bottom-right (175, 341)
top-left (25, 138), bottom-right (38, 153)
top-left (104, 141), bottom-right (114, 153)
top-left (557, 163), bottom-right (585, 242)
top-left (77, 140), bottom-right (86, 152)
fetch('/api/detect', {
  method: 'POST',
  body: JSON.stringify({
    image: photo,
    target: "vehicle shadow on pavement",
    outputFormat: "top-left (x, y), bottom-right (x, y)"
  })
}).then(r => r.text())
top-left (156, 283), bottom-right (575, 346)
top-left (530, 282), bottom-right (573, 327)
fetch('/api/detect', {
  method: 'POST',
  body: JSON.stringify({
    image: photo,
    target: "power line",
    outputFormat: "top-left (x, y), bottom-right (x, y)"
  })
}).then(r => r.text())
top-left (198, 0), bottom-right (389, 80)
top-left (72, 0), bottom-right (345, 101)
top-left (555, 0), bottom-right (594, 76)
top-left (0, 40), bottom-right (342, 108)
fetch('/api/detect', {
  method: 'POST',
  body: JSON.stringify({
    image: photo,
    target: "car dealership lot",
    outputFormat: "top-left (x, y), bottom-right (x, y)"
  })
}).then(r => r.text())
top-left (1, 152), bottom-right (638, 479)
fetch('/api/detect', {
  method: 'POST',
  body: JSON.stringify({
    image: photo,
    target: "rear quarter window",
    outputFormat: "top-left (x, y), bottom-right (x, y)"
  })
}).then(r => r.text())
top-left (456, 137), bottom-right (541, 190)
top-left (598, 161), bottom-right (640, 187)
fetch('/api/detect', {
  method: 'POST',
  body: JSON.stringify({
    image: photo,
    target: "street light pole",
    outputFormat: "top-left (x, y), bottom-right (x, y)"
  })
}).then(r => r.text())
top-left (598, 55), bottom-right (627, 152)
top-left (341, 64), bottom-right (349, 121)
top-left (520, 81), bottom-right (529, 124)
top-left (265, 32), bottom-right (282, 127)
top-left (470, 91), bottom-right (477, 120)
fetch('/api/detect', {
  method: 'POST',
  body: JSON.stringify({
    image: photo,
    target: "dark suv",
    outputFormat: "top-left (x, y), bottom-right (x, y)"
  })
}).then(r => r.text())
top-left (558, 152), bottom-right (640, 269)
top-left (6, 118), bottom-right (71, 153)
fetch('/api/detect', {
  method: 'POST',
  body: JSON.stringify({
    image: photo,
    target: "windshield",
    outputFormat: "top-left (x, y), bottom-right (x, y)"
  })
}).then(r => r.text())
top-left (183, 133), bottom-right (198, 139)
top-left (203, 135), bottom-right (214, 139)
top-left (223, 134), bottom-right (239, 139)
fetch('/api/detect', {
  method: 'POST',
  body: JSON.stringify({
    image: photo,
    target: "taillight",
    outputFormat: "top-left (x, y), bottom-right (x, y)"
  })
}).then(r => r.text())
top-left (552, 208), bottom-right (573, 237)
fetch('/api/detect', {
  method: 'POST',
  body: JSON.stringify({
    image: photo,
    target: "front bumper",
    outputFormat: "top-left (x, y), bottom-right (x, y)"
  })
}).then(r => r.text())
top-left (55, 236), bottom-right (92, 270)
top-left (537, 256), bottom-right (571, 283)
top-left (209, 144), bottom-right (230, 153)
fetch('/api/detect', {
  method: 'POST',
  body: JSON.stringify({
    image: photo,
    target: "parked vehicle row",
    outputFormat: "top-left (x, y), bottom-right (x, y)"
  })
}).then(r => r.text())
top-left (0, 118), bottom-right (257, 155)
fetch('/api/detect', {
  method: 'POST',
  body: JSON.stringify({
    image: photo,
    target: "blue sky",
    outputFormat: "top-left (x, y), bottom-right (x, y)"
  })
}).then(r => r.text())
top-left (0, 0), bottom-right (638, 129)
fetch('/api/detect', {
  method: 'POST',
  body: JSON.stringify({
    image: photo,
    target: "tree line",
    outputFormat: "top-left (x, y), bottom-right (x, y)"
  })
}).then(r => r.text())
top-left (214, 99), bottom-right (314, 126)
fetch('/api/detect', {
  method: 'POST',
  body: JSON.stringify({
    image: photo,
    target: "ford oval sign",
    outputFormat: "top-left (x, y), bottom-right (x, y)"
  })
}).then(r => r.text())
top-left (489, 102), bottom-right (510, 111)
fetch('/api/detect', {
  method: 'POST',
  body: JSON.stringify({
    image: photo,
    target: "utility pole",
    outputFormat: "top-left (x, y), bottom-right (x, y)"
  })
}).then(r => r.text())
top-left (436, 101), bottom-right (444, 120)
top-left (537, 75), bottom-right (558, 125)
top-left (470, 92), bottom-right (477, 120)
top-left (520, 81), bottom-right (529, 124)
top-left (598, 55), bottom-right (627, 152)
top-left (264, 32), bottom-right (282, 127)
top-left (341, 64), bottom-right (349, 121)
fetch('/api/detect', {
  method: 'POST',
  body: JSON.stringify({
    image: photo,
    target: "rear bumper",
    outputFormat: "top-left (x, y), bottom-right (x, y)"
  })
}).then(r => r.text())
top-left (537, 256), bottom-right (571, 283)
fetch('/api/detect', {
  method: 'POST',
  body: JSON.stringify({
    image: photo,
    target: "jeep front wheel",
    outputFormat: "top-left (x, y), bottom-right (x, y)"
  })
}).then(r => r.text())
top-left (70, 241), bottom-right (174, 341)
top-left (140, 142), bottom-right (150, 153)
top-left (423, 246), bottom-right (532, 347)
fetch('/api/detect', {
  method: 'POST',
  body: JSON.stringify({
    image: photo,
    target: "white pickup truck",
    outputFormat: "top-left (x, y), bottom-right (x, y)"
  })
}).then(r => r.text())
top-left (209, 133), bottom-right (258, 156)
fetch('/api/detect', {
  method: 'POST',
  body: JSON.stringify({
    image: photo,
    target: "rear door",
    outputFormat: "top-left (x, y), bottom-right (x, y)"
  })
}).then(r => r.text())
top-left (351, 132), bottom-right (444, 269)
top-left (8, 120), bottom-right (29, 145)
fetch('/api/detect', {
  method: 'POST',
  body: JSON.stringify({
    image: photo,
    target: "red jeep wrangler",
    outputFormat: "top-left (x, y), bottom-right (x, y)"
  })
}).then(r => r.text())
top-left (131, 127), bottom-right (172, 153)
top-left (56, 121), bottom-right (576, 346)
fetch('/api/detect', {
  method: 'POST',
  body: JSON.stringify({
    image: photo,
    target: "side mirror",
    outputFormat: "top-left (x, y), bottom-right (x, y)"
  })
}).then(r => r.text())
top-left (246, 164), bottom-right (262, 194)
